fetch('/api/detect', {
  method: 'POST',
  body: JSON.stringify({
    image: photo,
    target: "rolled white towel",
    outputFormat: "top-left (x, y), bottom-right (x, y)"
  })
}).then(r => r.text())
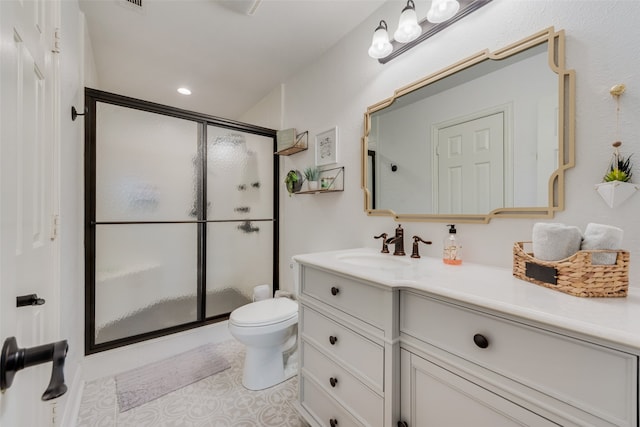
top-left (532, 222), bottom-right (583, 261)
top-left (581, 223), bottom-right (623, 265)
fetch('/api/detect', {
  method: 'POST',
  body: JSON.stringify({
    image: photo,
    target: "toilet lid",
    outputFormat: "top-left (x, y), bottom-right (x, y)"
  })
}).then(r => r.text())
top-left (230, 298), bottom-right (298, 327)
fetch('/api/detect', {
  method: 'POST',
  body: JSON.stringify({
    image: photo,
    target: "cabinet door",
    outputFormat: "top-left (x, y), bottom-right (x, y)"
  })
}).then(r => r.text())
top-left (400, 349), bottom-right (560, 427)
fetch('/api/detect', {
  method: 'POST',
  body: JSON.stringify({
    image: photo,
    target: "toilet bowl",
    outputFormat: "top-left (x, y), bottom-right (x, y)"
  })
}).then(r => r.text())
top-left (228, 297), bottom-right (298, 390)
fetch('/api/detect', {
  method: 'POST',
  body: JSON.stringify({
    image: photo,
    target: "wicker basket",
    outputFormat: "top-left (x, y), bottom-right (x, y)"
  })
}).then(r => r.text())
top-left (512, 242), bottom-right (629, 298)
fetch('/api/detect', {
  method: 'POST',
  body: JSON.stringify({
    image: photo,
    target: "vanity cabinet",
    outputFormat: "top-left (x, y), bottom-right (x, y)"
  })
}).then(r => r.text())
top-left (296, 265), bottom-right (398, 427)
top-left (399, 348), bottom-right (559, 426)
top-left (293, 249), bottom-right (639, 427)
top-left (399, 290), bottom-right (638, 427)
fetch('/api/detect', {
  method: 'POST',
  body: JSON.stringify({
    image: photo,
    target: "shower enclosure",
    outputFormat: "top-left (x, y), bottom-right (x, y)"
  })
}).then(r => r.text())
top-left (84, 89), bottom-right (278, 354)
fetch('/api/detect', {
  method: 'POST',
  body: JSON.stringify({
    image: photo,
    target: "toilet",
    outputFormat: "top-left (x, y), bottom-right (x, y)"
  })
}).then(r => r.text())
top-left (228, 296), bottom-right (298, 390)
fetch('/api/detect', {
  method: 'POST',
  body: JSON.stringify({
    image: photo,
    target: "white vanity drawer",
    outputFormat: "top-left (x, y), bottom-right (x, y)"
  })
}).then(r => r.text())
top-left (301, 267), bottom-right (388, 329)
top-left (301, 340), bottom-right (383, 427)
top-left (400, 291), bottom-right (638, 426)
top-left (301, 305), bottom-right (384, 391)
top-left (300, 375), bottom-right (365, 427)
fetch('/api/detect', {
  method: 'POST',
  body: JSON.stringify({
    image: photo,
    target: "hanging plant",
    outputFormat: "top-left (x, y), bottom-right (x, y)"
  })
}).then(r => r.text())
top-left (603, 141), bottom-right (633, 183)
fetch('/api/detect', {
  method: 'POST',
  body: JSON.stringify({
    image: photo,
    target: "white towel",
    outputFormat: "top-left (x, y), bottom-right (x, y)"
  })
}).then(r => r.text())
top-left (532, 223), bottom-right (583, 261)
top-left (581, 223), bottom-right (623, 265)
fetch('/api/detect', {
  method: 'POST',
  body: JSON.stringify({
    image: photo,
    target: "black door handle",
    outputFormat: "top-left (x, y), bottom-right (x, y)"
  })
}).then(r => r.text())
top-left (16, 294), bottom-right (45, 307)
top-left (1, 337), bottom-right (69, 401)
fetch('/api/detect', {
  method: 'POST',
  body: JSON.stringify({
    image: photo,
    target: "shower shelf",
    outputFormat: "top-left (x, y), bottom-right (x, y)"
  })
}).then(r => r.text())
top-left (295, 166), bottom-right (344, 194)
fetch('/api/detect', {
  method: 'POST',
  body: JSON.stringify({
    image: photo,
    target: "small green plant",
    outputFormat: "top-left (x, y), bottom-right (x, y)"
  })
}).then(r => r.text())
top-left (303, 166), bottom-right (320, 182)
top-left (285, 170), bottom-right (301, 195)
top-left (603, 153), bottom-right (633, 183)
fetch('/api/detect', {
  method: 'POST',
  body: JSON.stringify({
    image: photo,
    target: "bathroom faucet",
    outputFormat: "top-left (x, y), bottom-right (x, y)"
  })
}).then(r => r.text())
top-left (386, 224), bottom-right (405, 256)
top-left (374, 233), bottom-right (389, 253)
top-left (1, 337), bottom-right (69, 401)
top-left (411, 236), bottom-right (432, 258)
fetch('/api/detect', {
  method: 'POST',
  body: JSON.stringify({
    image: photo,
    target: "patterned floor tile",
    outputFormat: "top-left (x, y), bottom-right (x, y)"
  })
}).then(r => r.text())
top-left (77, 339), bottom-right (308, 427)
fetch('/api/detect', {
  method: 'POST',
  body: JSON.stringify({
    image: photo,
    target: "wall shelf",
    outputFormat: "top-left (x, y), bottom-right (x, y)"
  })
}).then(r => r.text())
top-left (276, 129), bottom-right (308, 156)
top-left (295, 166), bottom-right (344, 194)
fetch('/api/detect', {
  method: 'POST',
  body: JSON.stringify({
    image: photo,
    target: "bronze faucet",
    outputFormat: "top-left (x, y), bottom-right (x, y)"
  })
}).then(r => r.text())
top-left (385, 224), bottom-right (405, 256)
top-left (411, 236), bottom-right (432, 258)
top-left (374, 233), bottom-right (389, 253)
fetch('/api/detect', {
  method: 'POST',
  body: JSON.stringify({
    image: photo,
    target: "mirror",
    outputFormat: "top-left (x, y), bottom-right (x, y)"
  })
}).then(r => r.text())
top-left (362, 27), bottom-right (575, 223)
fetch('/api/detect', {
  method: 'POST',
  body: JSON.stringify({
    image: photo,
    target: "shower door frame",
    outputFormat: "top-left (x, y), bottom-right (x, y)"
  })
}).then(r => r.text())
top-left (84, 88), bottom-right (279, 355)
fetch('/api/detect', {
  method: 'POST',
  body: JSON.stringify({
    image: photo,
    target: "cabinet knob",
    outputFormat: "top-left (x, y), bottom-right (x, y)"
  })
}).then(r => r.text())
top-left (329, 336), bottom-right (338, 345)
top-left (329, 377), bottom-right (338, 387)
top-left (330, 418), bottom-right (338, 427)
top-left (330, 286), bottom-right (340, 296)
top-left (473, 333), bottom-right (489, 349)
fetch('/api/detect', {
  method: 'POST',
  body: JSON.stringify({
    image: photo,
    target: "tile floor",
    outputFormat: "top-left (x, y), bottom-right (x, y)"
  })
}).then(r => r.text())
top-left (77, 339), bottom-right (308, 426)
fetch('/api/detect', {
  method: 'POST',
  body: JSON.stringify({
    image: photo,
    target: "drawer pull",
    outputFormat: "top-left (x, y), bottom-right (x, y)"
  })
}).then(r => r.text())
top-left (330, 418), bottom-right (338, 427)
top-left (329, 335), bottom-right (338, 345)
top-left (330, 286), bottom-right (340, 296)
top-left (473, 333), bottom-right (489, 349)
top-left (329, 377), bottom-right (338, 387)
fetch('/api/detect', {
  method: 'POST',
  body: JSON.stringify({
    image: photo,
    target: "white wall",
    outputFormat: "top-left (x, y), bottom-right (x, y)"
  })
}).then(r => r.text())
top-left (273, 0), bottom-right (640, 292)
top-left (58, 0), bottom-right (92, 423)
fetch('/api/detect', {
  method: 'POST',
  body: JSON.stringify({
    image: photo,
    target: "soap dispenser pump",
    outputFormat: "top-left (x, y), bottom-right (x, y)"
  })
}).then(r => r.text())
top-left (443, 224), bottom-right (462, 265)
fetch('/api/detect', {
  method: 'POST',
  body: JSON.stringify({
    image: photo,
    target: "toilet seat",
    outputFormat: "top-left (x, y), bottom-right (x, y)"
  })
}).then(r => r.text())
top-left (230, 297), bottom-right (298, 327)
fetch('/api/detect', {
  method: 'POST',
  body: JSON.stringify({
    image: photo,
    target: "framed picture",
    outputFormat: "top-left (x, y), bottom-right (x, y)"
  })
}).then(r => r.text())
top-left (315, 127), bottom-right (338, 166)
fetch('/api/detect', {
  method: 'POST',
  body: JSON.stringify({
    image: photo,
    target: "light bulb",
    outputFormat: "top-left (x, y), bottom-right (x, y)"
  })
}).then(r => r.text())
top-left (394, 0), bottom-right (421, 43)
top-left (368, 20), bottom-right (393, 59)
top-left (426, 0), bottom-right (460, 23)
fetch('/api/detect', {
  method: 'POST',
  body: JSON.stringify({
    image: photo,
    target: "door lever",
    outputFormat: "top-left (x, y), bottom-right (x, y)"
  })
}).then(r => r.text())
top-left (16, 294), bottom-right (45, 307)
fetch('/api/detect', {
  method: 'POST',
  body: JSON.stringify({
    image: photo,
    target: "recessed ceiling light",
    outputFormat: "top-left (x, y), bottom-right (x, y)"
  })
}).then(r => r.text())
top-left (177, 87), bottom-right (191, 95)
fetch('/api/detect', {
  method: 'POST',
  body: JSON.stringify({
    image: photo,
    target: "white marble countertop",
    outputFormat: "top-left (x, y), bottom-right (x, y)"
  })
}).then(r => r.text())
top-left (293, 247), bottom-right (640, 352)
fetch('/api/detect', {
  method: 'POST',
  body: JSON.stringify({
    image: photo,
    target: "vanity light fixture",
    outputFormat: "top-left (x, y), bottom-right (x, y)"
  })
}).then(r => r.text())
top-left (177, 87), bottom-right (191, 95)
top-left (426, 0), bottom-right (460, 23)
top-left (394, 0), bottom-right (422, 43)
top-left (368, 20), bottom-right (393, 59)
top-left (369, 0), bottom-right (492, 63)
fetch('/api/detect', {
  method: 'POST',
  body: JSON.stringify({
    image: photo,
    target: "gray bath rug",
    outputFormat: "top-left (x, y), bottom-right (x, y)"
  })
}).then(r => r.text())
top-left (115, 342), bottom-right (230, 412)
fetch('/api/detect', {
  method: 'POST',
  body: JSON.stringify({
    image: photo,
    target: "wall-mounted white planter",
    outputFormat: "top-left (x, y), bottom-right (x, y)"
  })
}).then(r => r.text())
top-left (595, 181), bottom-right (639, 208)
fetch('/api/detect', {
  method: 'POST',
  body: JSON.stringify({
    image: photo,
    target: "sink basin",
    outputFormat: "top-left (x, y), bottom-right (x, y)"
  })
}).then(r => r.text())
top-left (336, 252), bottom-right (412, 269)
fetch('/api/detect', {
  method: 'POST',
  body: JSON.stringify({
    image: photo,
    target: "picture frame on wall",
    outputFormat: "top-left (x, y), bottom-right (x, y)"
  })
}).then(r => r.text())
top-left (315, 127), bottom-right (338, 166)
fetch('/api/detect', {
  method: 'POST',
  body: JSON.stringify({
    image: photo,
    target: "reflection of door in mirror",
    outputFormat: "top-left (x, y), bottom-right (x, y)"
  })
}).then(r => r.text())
top-left (435, 112), bottom-right (504, 214)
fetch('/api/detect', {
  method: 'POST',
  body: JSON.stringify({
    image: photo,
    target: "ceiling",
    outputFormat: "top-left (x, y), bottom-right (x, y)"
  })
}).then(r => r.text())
top-left (79, 0), bottom-right (387, 121)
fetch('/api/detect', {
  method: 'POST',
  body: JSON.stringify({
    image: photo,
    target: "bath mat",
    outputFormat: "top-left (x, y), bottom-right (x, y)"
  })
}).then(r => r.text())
top-left (115, 342), bottom-right (230, 412)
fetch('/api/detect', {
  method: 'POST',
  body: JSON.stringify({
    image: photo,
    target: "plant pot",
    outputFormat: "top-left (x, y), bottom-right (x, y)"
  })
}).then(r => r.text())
top-left (285, 170), bottom-right (303, 195)
top-left (595, 181), bottom-right (639, 208)
top-left (307, 180), bottom-right (319, 191)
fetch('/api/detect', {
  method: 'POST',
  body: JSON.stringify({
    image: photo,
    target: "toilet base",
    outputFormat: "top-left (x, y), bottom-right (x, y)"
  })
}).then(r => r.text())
top-left (242, 346), bottom-right (295, 390)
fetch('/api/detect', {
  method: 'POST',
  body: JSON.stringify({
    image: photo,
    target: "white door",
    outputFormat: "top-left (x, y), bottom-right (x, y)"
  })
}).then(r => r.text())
top-left (0, 0), bottom-right (60, 425)
top-left (436, 112), bottom-right (504, 214)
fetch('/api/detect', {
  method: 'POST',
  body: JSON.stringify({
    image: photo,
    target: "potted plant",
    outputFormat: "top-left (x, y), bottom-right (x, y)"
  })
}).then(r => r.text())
top-left (595, 141), bottom-right (638, 208)
top-left (303, 166), bottom-right (320, 191)
top-left (285, 169), bottom-right (303, 196)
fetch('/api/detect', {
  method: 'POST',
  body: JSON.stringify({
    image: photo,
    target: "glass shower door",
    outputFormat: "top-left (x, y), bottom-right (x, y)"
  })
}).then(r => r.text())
top-left (93, 102), bottom-right (200, 344)
top-left (205, 126), bottom-right (275, 318)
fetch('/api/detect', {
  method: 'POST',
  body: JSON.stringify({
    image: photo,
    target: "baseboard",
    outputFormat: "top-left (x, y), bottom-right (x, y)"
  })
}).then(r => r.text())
top-left (59, 363), bottom-right (84, 427)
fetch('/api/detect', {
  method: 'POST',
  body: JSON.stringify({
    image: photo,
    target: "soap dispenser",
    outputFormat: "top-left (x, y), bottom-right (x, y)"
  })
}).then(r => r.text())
top-left (443, 224), bottom-right (462, 265)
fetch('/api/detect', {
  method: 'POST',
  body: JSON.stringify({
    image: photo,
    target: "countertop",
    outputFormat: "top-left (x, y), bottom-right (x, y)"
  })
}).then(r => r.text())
top-left (293, 247), bottom-right (640, 352)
